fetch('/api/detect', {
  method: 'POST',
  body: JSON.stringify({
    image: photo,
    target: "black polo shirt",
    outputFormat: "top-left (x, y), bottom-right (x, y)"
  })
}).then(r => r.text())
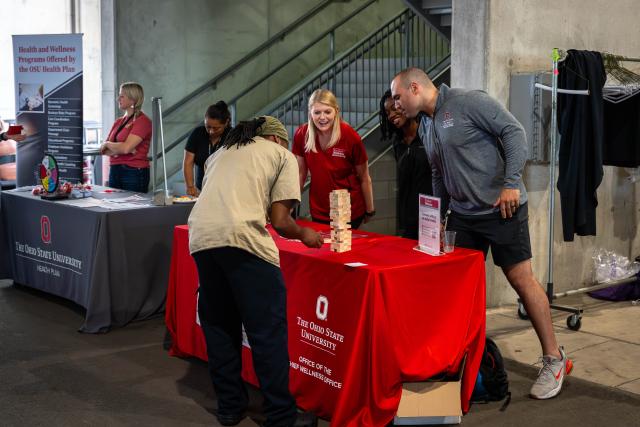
top-left (185, 126), bottom-right (230, 189)
top-left (393, 134), bottom-right (433, 239)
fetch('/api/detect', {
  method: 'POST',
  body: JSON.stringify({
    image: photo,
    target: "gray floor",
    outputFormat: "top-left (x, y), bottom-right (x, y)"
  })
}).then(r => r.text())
top-left (488, 293), bottom-right (640, 395)
top-left (1, 279), bottom-right (639, 426)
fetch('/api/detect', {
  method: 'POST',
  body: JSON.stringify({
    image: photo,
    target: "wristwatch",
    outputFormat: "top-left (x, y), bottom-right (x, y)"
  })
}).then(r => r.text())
top-left (365, 210), bottom-right (376, 217)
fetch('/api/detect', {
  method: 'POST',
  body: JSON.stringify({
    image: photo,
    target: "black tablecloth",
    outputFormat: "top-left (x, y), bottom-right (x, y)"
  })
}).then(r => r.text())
top-left (0, 188), bottom-right (192, 332)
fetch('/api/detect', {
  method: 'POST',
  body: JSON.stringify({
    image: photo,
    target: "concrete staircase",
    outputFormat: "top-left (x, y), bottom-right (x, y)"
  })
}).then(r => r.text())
top-left (404, 0), bottom-right (452, 39)
top-left (167, 8), bottom-right (452, 236)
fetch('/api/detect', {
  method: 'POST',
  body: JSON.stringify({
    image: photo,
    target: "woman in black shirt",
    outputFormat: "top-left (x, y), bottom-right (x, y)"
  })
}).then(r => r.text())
top-left (379, 90), bottom-right (432, 239)
top-left (183, 101), bottom-right (231, 196)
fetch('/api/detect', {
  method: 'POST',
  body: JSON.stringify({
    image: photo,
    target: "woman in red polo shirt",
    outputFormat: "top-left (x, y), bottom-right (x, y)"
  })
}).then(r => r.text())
top-left (100, 82), bottom-right (152, 193)
top-left (292, 89), bottom-right (374, 228)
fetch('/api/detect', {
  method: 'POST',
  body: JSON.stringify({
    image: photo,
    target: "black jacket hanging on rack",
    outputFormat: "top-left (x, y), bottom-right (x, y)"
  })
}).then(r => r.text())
top-left (603, 95), bottom-right (640, 167)
top-left (557, 50), bottom-right (606, 241)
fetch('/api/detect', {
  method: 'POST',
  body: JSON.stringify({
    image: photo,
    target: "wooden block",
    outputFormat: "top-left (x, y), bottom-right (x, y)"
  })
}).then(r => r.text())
top-left (330, 215), bottom-right (350, 220)
top-left (331, 230), bottom-right (351, 239)
top-left (330, 222), bottom-right (351, 228)
top-left (330, 243), bottom-right (351, 253)
top-left (331, 234), bottom-right (351, 239)
top-left (331, 228), bottom-right (351, 234)
top-left (332, 240), bottom-right (352, 246)
top-left (330, 236), bottom-right (351, 242)
top-left (330, 220), bottom-right (351, 224)
top-left (331, 239), bottom-right (352, 245)
top-left (330, 196), bottom-right (350, 205)
top-left (331, 233), bottom-right (351, 238)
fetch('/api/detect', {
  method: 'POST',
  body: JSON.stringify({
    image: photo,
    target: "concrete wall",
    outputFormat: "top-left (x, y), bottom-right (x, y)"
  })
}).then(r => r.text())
top-left (113, 0), bottom-right (405, 121)
top-left (453, 0), bottom-right (640, 306)
top-left (451, 0), bottom-right (487, 90)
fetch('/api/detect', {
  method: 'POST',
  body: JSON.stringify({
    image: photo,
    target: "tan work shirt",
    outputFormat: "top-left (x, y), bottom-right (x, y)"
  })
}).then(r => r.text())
top-left (188, 136), bottom-right (300, 266)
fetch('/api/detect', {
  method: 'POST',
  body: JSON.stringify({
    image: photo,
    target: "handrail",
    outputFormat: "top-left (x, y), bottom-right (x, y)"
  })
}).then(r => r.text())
top-left (157, 5), bottom-right (450, 190)
top-left (163, 0), bottom-right (372, 118)
top-left (157, 0), bottom-right (379, 157)
top-left (227, 0), bottom-right (379, 107)
top-left (258, 8), bottom-right (410, 116)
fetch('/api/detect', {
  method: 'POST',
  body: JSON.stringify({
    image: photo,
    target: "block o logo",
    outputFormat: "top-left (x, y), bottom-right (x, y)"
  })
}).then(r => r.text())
top-left (316, 295), bottom-right (328, 321)
top-left (41, 215), bottom-right (52, 244)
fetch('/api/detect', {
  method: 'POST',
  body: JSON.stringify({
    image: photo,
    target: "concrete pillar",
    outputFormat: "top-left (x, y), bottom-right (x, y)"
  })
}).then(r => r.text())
top-left (100, 0), bottom-right (116, 185)
top-left (451, 0), bottom-right (488, 90)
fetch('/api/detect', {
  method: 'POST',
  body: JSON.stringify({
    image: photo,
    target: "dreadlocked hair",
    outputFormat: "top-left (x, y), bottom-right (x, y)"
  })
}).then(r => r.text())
top-left (379, 90), bottom-right (403, 141)
top-left (221, 117), bottom-right (266, 149)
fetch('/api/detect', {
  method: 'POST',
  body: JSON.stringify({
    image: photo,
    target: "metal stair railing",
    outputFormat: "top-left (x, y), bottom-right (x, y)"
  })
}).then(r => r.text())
top-left (162, 0), bottom-right (333, 119)
top-left (157, 6), bottom-right (450, 186)
top-left (261, 8), bottom-right (450, 140)
top-left (155, 0), bottom-right (381, 184)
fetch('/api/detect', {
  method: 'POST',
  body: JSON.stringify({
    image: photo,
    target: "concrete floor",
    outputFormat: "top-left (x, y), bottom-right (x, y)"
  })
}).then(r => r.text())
top-left (1, 279), bottom-right (639, 426)
top-left (487, 293), bottom-right (640, 396)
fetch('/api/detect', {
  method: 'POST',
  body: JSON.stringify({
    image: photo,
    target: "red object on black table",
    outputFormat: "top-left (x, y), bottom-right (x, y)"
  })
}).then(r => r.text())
top-left (165, 221), bottom-right (485, 427)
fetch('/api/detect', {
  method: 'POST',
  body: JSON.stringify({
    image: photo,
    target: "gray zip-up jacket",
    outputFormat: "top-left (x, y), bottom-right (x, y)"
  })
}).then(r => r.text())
top-left (418, 84), bottom-right (528, 216)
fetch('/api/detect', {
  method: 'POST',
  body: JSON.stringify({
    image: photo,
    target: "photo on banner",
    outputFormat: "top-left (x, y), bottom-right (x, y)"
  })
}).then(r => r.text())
top-left (12, 33), bottom-right (83, 186)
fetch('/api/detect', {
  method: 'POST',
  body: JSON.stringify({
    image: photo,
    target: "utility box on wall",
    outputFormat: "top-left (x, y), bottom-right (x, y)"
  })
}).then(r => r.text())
top-left (509, 73), bottom-right (552, 163)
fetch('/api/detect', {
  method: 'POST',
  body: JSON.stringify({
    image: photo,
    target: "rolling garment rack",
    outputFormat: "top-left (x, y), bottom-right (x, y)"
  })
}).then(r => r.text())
top-left (519, 48), bottom-right (640, 331)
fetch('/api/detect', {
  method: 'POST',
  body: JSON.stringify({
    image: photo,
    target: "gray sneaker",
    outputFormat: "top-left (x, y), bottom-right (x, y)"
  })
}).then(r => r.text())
top-left (530, 347), bottom-right (573, 399)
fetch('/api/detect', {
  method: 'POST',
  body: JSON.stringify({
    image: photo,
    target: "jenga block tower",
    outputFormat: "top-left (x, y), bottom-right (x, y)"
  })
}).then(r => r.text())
top-left (329, 189), bottom-right (352, 252)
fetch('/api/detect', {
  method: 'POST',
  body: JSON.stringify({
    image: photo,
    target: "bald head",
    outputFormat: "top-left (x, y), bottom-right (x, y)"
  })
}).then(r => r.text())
top-left (394, 67), bottom-right (434, 88)
top-left (390, 67), bottom-right (438, 118)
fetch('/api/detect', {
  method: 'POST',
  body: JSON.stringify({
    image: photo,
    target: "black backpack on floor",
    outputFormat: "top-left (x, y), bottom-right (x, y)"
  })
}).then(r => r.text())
top-left (471, 337), bottom-right (511, 410)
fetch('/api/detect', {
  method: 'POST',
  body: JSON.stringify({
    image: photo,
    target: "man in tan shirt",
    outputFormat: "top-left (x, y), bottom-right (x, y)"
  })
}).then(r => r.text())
top-left (188, 116), bottom-right (322, 427)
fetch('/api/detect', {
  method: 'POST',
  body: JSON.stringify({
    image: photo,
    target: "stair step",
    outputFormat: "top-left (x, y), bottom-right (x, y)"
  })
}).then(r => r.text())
top-left (338, 61), bottom-right (448, 82)
top-left (428, 7), bottom-right (452, 15)
top-left (272, 97), bottom-right (381, 118)
top-left (332, 82), bottom-right (394, 97)
top-left (280, 111), bottom-right (372, 128)
top-left (342, 56), bottom-right (446, 70)
top-left (421, 0), bottom-right (451, 9)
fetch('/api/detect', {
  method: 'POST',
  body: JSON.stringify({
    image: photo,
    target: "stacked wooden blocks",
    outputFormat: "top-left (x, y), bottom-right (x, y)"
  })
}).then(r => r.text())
top-left (329, 189), bottom-right (352, 252)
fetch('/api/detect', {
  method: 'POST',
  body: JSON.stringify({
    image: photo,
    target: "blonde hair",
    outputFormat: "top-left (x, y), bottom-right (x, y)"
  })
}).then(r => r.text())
top-left (120, 82), bottom-right (144, 117)
top-left (305, 89), bottom-right (341, 153)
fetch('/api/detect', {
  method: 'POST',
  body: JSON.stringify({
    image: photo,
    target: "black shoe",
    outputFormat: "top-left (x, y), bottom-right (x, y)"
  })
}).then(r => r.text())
top-left (215, 411), bottom-right (246, 426)
top-left (293, 411), bottom-right (317, 427)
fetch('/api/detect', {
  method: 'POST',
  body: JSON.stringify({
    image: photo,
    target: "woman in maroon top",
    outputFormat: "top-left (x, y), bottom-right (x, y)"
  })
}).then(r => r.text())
top-left (100, 82), bottom-right (152, 193)
top-left (292, 89), bottom-right (375, 229)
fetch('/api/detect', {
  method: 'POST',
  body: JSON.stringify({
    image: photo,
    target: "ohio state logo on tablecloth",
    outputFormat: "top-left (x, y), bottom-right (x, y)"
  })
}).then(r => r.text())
top-left (316, 295), bottom-right (328, 321)
top-left (40, 215), bottom-right (51, 244)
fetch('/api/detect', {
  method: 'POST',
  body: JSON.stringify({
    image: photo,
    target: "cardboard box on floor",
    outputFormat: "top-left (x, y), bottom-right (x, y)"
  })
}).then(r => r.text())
top-left (394, 358), bottom-right (465, 425)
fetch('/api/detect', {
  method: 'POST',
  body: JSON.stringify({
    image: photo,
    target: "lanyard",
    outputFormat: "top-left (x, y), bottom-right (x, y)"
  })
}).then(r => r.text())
top-left (111, 114), bottom-right (134, 141)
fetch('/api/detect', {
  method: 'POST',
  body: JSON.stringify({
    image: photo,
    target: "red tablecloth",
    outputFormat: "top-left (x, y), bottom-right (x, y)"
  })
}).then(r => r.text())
top-left (166, 222), bottom-right (486, 426)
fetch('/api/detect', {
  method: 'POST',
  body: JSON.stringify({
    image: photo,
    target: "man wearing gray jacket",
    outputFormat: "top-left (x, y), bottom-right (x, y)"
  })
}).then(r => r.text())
top-left (390, 67), bottom-right (572, 400)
